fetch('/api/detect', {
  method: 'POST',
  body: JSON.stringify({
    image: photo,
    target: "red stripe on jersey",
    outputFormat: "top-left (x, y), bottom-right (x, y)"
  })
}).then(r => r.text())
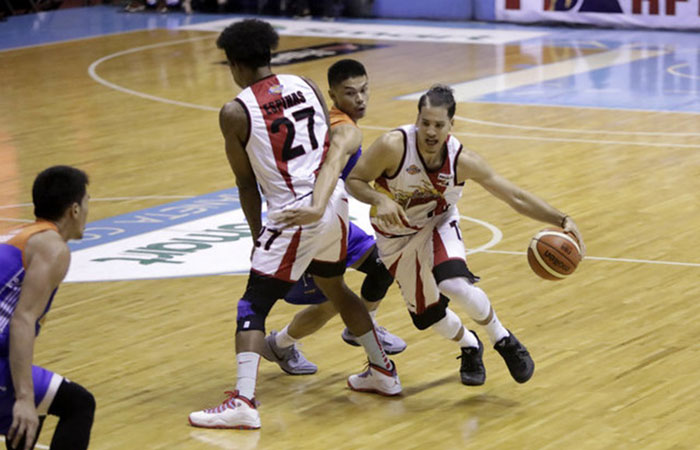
top-left (432, 228), bottom-right (449, 266)
top-left (313, 130), bottom-right (330, 180)
top-left (415, 256), bottom-right (426, 314)
top-left (421, 138), bottom-right (452, 196)
top-left (250, 76), bottom-right (296, 195)
top-left (339, 215), bottom-right (348, 260)
top-left (375, 177), bottom-right (390, 192)
top-left (387, 255), bottom-right (402, 278)
top-left (275, 227), bottom-right (302, 282)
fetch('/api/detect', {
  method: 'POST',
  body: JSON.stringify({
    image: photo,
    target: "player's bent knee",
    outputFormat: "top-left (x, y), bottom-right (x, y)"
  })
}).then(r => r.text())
top-left (409, 295), bottom-right (450, 330)
top-left (236, 272), bottom-right (294, 333)
top-left (358, 249), bottom-right (394, 302)
top-left (48, 380), bottom-right (96, 419)
top-left (236, 299), bottom-right (268, 332)
top-left (431, 308), bottom-right (463, 340)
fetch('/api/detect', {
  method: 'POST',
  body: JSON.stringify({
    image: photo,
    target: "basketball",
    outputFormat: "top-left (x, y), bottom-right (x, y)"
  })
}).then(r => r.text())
top-left (527, 228), bottom-right (582, 280)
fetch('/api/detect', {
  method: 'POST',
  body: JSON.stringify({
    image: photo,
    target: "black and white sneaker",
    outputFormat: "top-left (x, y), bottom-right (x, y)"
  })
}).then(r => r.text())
top-left (495, 330), bottom-right (534, 383)
top-left (457, 330), bottom-right (486, 386)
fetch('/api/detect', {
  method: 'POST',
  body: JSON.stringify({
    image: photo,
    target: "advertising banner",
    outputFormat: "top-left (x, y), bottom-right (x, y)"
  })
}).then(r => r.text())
top-left (496, 0), bottom-right (700, 29)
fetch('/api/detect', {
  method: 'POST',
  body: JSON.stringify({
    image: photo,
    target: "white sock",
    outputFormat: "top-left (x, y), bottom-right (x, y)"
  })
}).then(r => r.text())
top-left (369, 309), bottom-right (378, 322)
top-left (457, 327), bottom-right (478, 348)
top-left (357, 330), bottom-right (392, 371)
top-left (275, 325), bottom-right (297, 348)
top-left (235, 352), bottom-right (260, 400)
top-left (431, 308), bottom-right (478, 348)
top-left (438, 278), bottom-right (508, 345)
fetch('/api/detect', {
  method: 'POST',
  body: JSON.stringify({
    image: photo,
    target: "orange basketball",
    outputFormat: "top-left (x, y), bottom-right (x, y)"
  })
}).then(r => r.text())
top-left (527, 228), bottom-right (582, 280)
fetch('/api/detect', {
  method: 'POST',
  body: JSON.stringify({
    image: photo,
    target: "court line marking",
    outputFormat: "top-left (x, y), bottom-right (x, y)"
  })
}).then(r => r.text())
top-left (668, 63), bottom-right (700, 80)
top-left (360, 125), bottom-right (700, 149)
top-left (88, 36), bottom-right (219, 112)
top-left (2, 198), bottom-right (698, 268)
top-left (453, 115), bottom-right (700, 137)
top-left (480, 249), bottom-right (700, 268)
top-left (0, 218), bottom-right (33, 222)
top-left (0, 196), bottom-right (195, 210)
top-left (460, 215), bottom-right (502, 255)
top-left (398, 48), bottom-right (669, 101)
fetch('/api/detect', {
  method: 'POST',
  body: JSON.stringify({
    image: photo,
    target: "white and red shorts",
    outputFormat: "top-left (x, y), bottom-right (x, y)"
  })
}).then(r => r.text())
top-left (376, 206), bottom-right (476, 318)
top-left (251, 182), bottom-right (348, 283)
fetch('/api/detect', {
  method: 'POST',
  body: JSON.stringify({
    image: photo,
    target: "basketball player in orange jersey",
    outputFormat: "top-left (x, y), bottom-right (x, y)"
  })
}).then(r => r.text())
top-left (345, 84), bottom-right (585, 386)
top-left (260, 59), bottom-right (407, 376)
top-left (188, 20), bottom-right (401, 431)
top-left (0, 166), bottom-right (95, 450)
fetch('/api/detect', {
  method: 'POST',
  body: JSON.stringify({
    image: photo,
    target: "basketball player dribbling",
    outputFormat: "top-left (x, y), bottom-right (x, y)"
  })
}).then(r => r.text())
top-left (188, 20), bottom-right (401, 431)
top-left (345, 84), bottom-right (586, 386)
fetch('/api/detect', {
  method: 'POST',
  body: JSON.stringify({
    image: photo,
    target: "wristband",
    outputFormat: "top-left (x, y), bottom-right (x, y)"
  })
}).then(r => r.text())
top-left (560, 215), bottom-right (569, 228)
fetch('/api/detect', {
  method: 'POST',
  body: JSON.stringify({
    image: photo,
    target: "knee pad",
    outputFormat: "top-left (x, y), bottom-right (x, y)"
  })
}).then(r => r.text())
top-left (438, 277), bottom-right (491, 321)
top-left (357, 248), bottom-right (394, 302)
top-left (236, 271), bottom-right (294, 333)
top-left (236, 298), bottom-right (268, 332)
top-left (430, 308), bottom-right (463, 340)
top-left (47, 380), bottom-right (96, 419)
top-left (409, 295), bottom-right (450, 330)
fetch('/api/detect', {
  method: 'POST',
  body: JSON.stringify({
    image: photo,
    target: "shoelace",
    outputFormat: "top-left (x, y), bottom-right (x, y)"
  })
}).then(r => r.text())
top-left (203, 390), bottom-right (239, 414)
top-left (358, 362), bottom-right (372, 378)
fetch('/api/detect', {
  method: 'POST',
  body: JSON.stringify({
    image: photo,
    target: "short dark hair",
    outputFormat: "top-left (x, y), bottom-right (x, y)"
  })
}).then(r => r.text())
top-left (418, 84), bottom-right (456, 119)
top-left (327, 59), bottom-right (367, 88)
top-left (216, 19), bottom-right (279, 68)
top-left (32, 166), bottom-right (89, 221)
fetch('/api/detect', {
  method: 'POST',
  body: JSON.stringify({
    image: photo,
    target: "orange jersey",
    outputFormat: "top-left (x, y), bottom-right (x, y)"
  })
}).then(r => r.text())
top-left (5, 221), bottom-right (59, 268)
top-left (329, 107), bottom-right (361, 181)
top-left (329, 106), bottom-right (357, 129)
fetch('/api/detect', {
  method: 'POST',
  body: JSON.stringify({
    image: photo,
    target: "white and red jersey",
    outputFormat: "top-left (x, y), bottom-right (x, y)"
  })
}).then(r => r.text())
top-left (235, 74), bottom-right (330, 216)
top-left (371, 124), bottom-right (464, 238)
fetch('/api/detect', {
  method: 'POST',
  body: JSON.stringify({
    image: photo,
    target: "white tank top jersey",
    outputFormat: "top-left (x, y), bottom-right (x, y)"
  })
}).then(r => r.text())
top-left (371, 124), bottom-right (464, 238)
top-left (235, 74), bottom-right (330, 215)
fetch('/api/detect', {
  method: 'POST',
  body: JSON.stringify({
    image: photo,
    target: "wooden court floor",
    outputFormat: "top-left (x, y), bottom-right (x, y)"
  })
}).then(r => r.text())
top-left (1, 24), bottom-right (699, 449)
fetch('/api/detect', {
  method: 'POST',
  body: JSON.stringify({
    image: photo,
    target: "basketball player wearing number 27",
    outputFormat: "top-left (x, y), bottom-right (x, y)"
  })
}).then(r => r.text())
top-left (346, 84), bottom-right (586, 387)
top-left (188, 19), bottom-right (399, 431)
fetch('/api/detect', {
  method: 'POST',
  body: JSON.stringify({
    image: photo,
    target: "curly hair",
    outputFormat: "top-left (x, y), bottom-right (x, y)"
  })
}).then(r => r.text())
top-left (418, 84), bottom-right (456, 119)
top-left (216, 19), bottom-right (279, 68)
top-left (327, 59), bottom-right (367, 88)
top-left (33, 165), bottom-right (89, 221)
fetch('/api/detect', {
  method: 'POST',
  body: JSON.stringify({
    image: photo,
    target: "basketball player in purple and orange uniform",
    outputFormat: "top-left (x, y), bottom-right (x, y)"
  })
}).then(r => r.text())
top-left (346, 84), bottom-right (585, 387)
top-left (188, 20), bottom-right (401, 431)
top-left (260, 60), bottom-right (406, 376)
top-left (0, 166), bottom-right (95, 450)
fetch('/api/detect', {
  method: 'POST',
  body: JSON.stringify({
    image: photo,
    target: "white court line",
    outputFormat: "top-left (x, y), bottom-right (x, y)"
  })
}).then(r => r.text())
top-left (88, 36), bottom-right (219, 112)
top-left (0, 196), bottom-right (196, 210)
top-left (460, 215), bottom-right (502, 255)
top-left (453, 115), bottom-right (700, 137)
top-left (360, 125), bottom-right (700, 149)
top-left (0, 218), bottom-right (33, 222)
top-left (399, 48), bottom-right (669, 101)
top-left (478, 249), bottom-right (700, 268)
top-left (87, 39), bottom-right (698, 147)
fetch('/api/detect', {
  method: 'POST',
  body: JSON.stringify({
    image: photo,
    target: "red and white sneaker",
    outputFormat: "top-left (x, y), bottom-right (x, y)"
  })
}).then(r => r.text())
top-left (347, 361), bottom-right (402, 396)
top-left (188, 390), bottom-right (261, 430)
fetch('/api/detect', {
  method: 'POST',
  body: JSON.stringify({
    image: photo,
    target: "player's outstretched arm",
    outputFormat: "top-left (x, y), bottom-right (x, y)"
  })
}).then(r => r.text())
top-left (221, 101), bottom-right (262, 241)
top-left (278, 123), bottom-right (362, 226)
top-left (459, 149), bottom-right (586, 256)
top-left (346, 131), bottom-right (408, 228)
top-left (278, 78), bottom-right (359, 227)
top-left (8, 231), bottom-right (69, 450)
